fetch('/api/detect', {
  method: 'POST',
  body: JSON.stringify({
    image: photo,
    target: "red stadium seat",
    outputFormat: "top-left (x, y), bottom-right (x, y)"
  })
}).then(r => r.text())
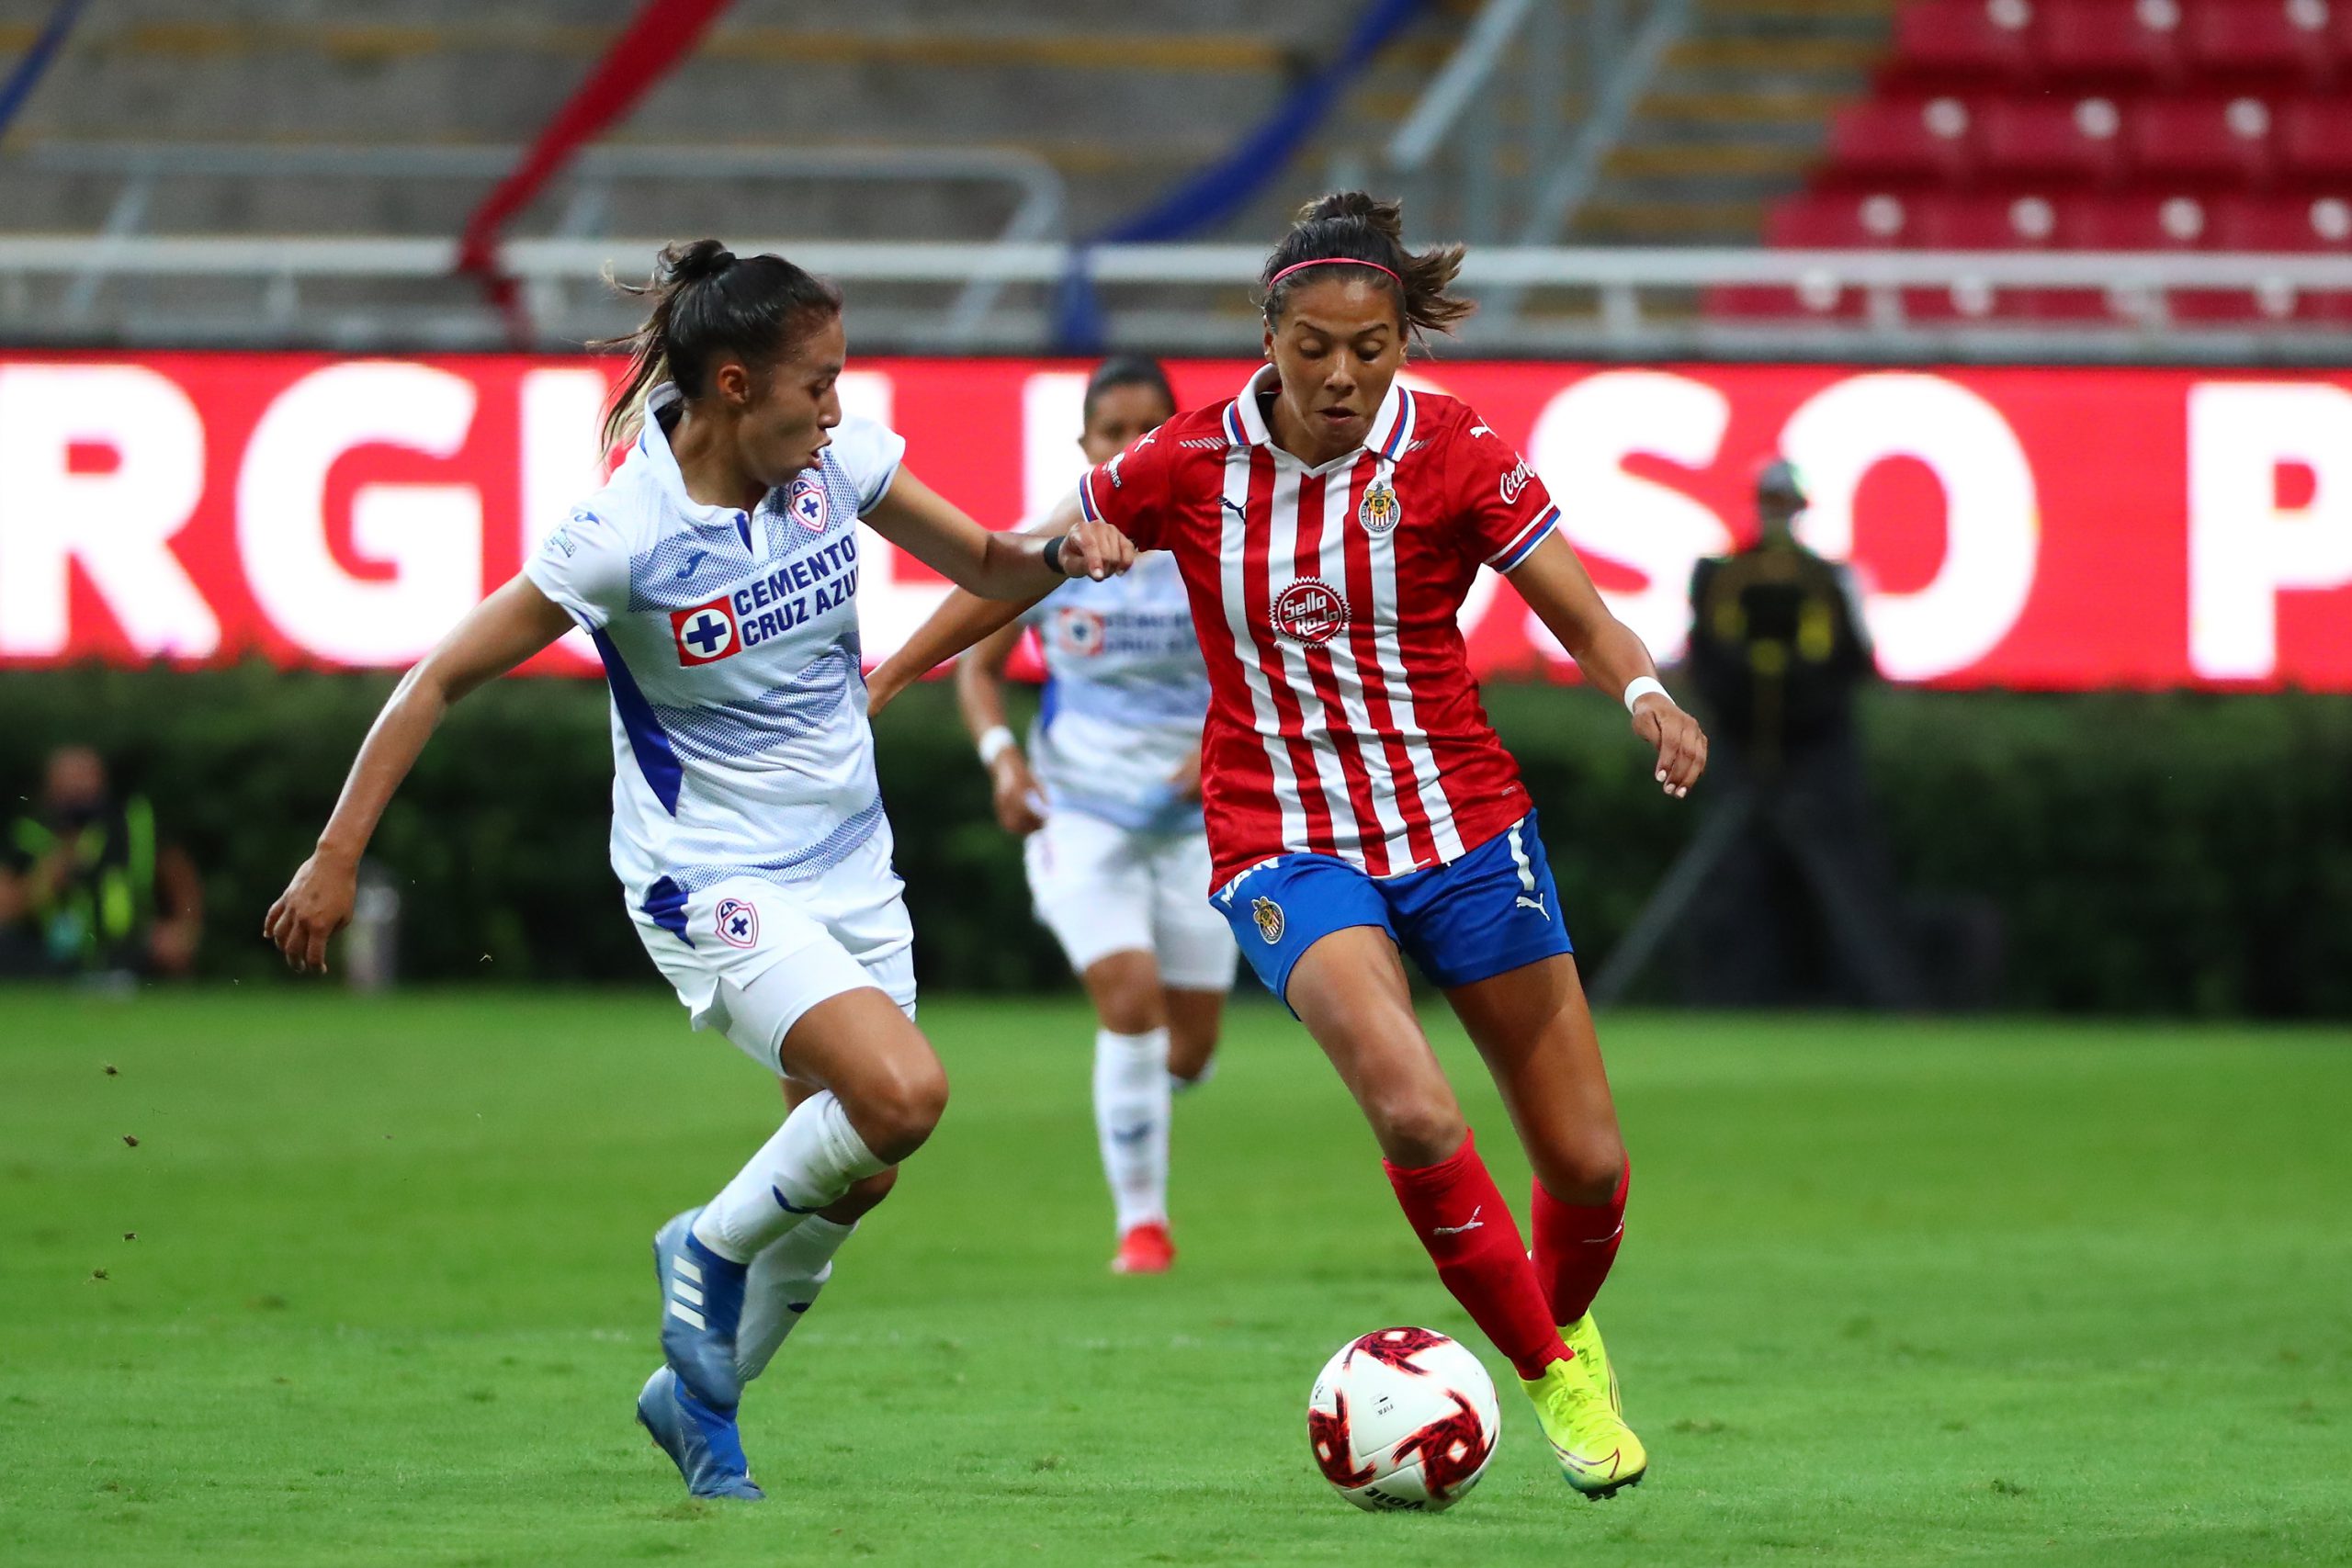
top-left (2062, 189), bottom-right (2216, 246)
top-left (2129, 94), bottom-right (2279, 181)
top-left (2039, 0), bottom-right (2190, 85)
top-left (1976, 95), bottom-right (2129, 183)
top-left (1825, 96), bottom-right (1975, 184)
top-left (1893, 0), bottom-right (2040, 82)
top-left (2277, 96), bottom-right (2352, 177)
top-left (1768, 190), bottom-right (1917, 246)
top-left (1903, 192), bottom-right (2093, 319)
top-left (2179, 193), bottom-right (2352, 319)
top-left (2182, 0), bottom-right (2340, 84)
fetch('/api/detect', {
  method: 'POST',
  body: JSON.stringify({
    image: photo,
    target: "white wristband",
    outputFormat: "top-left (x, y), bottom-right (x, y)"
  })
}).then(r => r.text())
top-left (977, 725), bottom-right (1017, 766)
top-left (1622, 676), bottom-right (1668, 715)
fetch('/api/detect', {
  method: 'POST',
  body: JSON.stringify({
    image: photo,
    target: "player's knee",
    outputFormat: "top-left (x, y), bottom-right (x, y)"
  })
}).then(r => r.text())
top-left (1367, 1095), bottom-right (1468, 1169)
top-left (1086, 953), bottom-right (1164, 1035)
top-left (822, 1165), bottom-right (899, 1222)
top-left (850, 1056), bottom-right (950, 1164)
top-left (1540, 1134), bottom-right (1627, 1205)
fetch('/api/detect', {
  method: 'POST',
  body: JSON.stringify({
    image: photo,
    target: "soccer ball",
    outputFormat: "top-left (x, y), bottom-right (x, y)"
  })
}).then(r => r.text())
top-left (1306, 1326), bottom-right (1501, 1512)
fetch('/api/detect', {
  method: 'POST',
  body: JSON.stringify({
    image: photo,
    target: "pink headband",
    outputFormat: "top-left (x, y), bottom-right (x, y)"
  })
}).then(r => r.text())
top-left (1267, 256), bottom-right (1402, 290)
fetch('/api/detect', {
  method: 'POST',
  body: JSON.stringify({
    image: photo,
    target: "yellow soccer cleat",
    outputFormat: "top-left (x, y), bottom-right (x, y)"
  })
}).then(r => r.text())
top-left (1560, 1312), bottom-right (1623, 1416)
top-left (1522, 1356), bottom-right (1647, 1498)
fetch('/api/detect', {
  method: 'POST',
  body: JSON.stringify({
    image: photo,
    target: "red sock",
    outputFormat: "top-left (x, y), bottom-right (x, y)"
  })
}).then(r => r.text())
top-left (1383, 1130), bottom-right (1567, 1382)
top-left (1531, 1158), bottom-right (1629, 1326)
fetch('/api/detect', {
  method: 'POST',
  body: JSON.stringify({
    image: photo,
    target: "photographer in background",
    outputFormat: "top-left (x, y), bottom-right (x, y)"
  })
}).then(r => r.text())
top-left (7, 745), bottom-right (204, 982)
top-left (1679, 460), bottom-right (1923, 1008)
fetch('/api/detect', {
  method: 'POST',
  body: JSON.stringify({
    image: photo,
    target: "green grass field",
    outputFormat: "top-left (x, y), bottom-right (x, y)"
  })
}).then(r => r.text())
top-left (2, 989), bottom-right (2346, 1567)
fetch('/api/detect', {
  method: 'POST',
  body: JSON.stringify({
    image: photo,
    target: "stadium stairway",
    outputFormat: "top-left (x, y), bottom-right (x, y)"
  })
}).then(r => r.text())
top-left (1570, 0), bottom-right (1901, 243)
top-left (0, 0), bottom-right (1456, 245)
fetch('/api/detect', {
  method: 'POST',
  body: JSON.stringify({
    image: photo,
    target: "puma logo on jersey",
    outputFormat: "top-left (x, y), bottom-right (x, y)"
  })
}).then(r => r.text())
top-left (1432, 1207), bottom-right (1487, 1236)
top-left (1220, 497), bottom-right (1248, 521)
top-left (1470, 424), bottom-right (1496, 439)
top-left (1516, 893), bottom-right (1550, 920)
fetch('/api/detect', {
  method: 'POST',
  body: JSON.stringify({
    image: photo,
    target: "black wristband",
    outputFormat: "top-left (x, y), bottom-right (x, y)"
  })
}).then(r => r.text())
top-left (1042, 535), bottom-right (1066, 577)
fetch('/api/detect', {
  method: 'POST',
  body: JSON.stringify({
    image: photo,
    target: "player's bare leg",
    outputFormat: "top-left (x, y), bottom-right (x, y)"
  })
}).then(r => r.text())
top-left (1080, 949), bottom-right (1178, 1271)
top-left (1447, 954), bottom-right (1645, 1493)
top-left (1285, 928), bottom-right (1600, 1468)
top-left (1162, 987), bottom-right (1225, 1087)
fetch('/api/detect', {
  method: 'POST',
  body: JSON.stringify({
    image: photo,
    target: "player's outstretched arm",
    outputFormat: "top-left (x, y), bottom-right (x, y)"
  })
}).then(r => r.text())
top-left (1506, 533), bottom-right (1708, 799)
top-left (865, 468), bottom-right (1131, 601)
top-left (263, 576), bottom-right (575, 974)
top-left (865, 512), bottom-right (1066, 716)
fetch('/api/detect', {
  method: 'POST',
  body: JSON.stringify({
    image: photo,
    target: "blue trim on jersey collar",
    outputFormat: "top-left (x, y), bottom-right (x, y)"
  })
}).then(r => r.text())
top-left (1227, 363), bottom-right (1409, 462)
top-left (590, 627), bottom-right (684, 815)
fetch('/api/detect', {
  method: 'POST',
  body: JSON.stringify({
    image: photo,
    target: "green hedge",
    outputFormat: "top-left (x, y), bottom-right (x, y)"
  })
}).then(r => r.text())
top-left (2, 666), bottom-right (2346, 1016)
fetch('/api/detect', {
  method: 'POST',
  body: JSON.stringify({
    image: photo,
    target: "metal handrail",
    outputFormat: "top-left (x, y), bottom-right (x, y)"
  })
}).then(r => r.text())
top-left (2, 141), bottom-right (1068, 337)
top-left (1384, 0), bottom-right (1540, 171)
top-left (4, 235), bottom-right (2346, 289)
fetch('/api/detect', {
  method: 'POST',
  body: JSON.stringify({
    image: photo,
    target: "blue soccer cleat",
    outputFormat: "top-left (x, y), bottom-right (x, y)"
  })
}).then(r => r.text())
top-left (635, 1366), bottom-right (764, 1501)
top-left (652, 1208), bottom-right (750, 1413)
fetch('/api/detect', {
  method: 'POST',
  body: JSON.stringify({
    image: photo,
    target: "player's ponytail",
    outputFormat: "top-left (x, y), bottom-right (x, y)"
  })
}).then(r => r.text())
top-left (1261, 192), bottom-right (1474, 342)
top-left (597, 239), bottom-right (844, 448)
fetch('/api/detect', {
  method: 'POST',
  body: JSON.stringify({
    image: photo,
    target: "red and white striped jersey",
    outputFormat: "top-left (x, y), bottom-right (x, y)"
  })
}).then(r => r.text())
top-left (1079, 365), bottom-right (1562, 888)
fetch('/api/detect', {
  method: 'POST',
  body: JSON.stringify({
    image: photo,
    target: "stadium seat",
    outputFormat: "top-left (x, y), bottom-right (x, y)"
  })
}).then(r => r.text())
top-left (2129, 94), bottom-right (2279, 181)
top-left (2277, 96), bottom-right (2352, 177)
top-left (1975, 96), bottom-right (2129, 183)
top-left (2182, 0), bottom-right (2341, 84)
top-left (1902, 191), bottom-right (2097, 318)
top-left (1825, 97), bottom-right (1975, 184)
top-left (2061, 189), bottom-right (2215, 246)
top-left (1892, 0), bottom-right (2040, 82)
top-left (2039, 0), bottom-right (2190, 85)
top-left (2178, 193), bottom-right (2352, 318)
top-left (1716, 193), bottom-right (1908, 319)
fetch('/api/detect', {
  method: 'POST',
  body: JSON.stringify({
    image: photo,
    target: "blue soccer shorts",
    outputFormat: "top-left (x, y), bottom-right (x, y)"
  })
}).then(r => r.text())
top-left (1213, 809), bottom-right (1575, 1009)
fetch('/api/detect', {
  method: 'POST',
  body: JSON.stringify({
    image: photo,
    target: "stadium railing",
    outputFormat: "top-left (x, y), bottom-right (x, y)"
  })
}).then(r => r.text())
top-left (3, 231), bottom-right (2350, 362)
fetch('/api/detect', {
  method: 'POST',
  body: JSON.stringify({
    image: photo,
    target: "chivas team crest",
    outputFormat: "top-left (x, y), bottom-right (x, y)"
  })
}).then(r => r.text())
top-left (1251, 896), bottom-right (1285, 944)
top-left (1358, 477), bottom-right (1400, 536)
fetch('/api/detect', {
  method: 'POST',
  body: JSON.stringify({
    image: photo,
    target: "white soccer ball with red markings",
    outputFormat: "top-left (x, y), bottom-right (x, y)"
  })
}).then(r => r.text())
top-left (1306, 1326), bottom-right (1501, 1512)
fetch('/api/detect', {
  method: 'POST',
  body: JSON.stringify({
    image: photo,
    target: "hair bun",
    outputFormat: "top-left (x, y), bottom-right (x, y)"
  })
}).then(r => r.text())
top-left (659, 238), bottom-right (736, 286)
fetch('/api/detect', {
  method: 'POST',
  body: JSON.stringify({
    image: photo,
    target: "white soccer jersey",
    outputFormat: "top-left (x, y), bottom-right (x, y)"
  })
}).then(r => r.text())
top-left (524, 383), bottom-right (903, 941)
top-left (1021, 550), bottom-right (1210, 834)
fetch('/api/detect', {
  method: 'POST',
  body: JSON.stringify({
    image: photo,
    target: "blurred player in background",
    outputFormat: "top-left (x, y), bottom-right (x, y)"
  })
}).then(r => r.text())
top-left (980, 194), bottom-right (1706, 1498)
top-left (263, 241), bottom-right (1133, 1502)
top-left (869, 357), bottom-right (1237, 1277)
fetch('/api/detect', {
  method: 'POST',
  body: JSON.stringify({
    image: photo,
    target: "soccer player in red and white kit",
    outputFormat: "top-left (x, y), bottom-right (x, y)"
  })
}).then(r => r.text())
top-left (1005, 194), bottom-right (1707, 1495)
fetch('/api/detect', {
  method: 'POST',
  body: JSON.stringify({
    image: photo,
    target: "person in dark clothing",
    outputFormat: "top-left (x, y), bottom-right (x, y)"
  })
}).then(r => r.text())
top-left (6, 746), bottom-right (204, 980)
top-left (1592, 461), bottom-right (1923, 1009)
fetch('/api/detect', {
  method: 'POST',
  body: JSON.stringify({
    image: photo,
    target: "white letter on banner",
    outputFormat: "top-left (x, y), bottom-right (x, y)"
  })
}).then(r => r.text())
top-left (237, 362), bottom-right (483, 665)
top-left (1526, 371), bottom-right (1733, 662)
top-left (518, 367), bottom-right (610, 662)
top-left (0, 365), bottom-right (217, 658)
top-left (1781, 373), bottom-right (2040, 682)
top-left (2188, 382), bottom-right (2352, 681)
top-left (1023, 371), bottom-right (1091, 522)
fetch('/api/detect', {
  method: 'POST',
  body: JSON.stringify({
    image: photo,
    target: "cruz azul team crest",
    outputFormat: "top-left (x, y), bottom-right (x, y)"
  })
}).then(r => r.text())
top-left (786, 475), bottom-right (830, 534)
top-left (715, 897), bottom-right (760, 949)
top-left (1272, 579), bottom-right (1349, 646)
top-left (671, 596), bottom-right (741, 666)
top-left (1357, 477), bottom-right (1400, 536)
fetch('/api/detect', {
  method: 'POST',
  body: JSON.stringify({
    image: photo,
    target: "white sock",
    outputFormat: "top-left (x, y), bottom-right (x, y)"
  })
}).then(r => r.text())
top-left (736, 1215), bottom-right (857, 1382)
top-left (692, 1090), bottom-right (886, 1263)
top-left (1094, 1026), bottom-right (1171, 1235)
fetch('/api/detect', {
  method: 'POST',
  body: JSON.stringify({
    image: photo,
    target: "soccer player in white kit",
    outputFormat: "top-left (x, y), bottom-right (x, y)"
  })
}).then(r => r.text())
top-left (869, 358), bottom-right (1238, 1276)
top-left (263, 241), bottom-right (1135, 1501)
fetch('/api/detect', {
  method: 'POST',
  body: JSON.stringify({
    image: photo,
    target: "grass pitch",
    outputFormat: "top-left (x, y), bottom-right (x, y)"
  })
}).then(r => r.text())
top-left (2, 989), bottom-right (2346, 1567)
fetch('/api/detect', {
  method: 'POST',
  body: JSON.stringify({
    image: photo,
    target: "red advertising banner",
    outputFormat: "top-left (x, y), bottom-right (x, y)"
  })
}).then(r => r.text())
top-left (1, 353), bottom-right (2346, 688)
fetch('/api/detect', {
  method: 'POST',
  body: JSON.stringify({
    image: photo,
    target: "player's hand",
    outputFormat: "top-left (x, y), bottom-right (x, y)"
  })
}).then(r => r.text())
top-left (1632, 693), bottom-right (1707, 799)
top-left (1059, 520), bottom-right (1136, 581)
top-left (989, 750), bottom-right (1047, 836)
top-left (264, 848), bottom-right (358, 975)
top-left (1166, 748), bottom-right (1204, 803)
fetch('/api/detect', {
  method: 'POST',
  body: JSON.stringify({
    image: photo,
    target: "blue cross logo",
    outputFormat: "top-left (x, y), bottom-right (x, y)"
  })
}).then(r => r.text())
top-left (727, 910), bottom-right (752, 940)
top-left (683, 611), bottom-right (731, 657)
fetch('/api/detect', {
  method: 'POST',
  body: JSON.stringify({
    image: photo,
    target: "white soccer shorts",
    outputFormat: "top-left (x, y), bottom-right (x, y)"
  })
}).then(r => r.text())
top-left (1022, 808), bottom-right (1238, 991)
top-left (629, 821), bottom-right (917, 1076)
